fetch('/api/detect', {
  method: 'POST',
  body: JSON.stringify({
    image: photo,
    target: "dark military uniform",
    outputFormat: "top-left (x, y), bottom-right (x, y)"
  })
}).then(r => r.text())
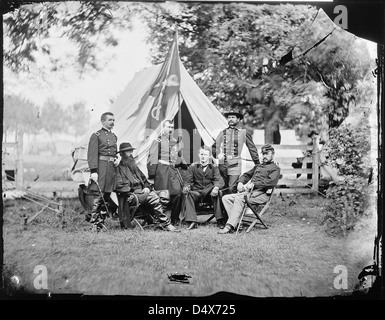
top-left (147, 133), bottom-right (184, 223)
top-left (87, 127), bottom-right (118, 228)
top-left (222, 160), bottom-right (281, 229)
top-left (147, 134), bottom-right (182, 192)
top-left (212, 127), bottom-right (260, 193)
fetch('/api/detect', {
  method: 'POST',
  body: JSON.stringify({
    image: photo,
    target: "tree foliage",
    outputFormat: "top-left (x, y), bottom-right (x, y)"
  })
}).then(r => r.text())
top-left (140, 3), bottom-right (374, 141)
top-left (3, 2), bottom-right (375, 143)
top-left (322, 111), bottom-right (372, 236)
top-left (3, 1), bottom-right (134, 75)
top-left (4, 94), bottom-right (90, 137)
top-left (3, 95), bottom-right (41, 134)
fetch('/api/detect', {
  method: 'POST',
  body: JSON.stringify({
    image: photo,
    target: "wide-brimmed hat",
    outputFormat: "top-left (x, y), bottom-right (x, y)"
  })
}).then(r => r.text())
top-left (224, 108), bottom-right (243, 120)
top-left (118, 142), bottom-right (135, 153)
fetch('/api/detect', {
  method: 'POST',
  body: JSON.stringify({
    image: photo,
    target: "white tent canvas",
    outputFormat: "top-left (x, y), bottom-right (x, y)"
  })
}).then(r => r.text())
top-left (73, 60), bottom-right (229, 183)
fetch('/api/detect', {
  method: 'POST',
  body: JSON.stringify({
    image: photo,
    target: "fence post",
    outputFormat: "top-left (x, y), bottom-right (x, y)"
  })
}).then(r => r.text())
top-left (16, 127), bottom-right (24, 189)
top-left (312, 135), bottom-right (320, 193)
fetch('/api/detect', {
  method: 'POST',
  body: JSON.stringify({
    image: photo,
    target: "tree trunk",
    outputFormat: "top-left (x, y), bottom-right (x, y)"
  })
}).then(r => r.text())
top-left (264, 110), bottom-right (281, 144)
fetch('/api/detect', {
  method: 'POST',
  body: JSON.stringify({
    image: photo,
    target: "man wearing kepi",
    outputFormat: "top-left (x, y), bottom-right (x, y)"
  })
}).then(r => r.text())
top-left (178, 146), bottom-right (225, 230)
top-left (87, 112), bottom-right (119, 232)
top-left (211, 108), bottom-right (260, 194)
top-left (115, 142), bottom-right (180, 232)
top-left (219, 144), bottom-right (280, 234)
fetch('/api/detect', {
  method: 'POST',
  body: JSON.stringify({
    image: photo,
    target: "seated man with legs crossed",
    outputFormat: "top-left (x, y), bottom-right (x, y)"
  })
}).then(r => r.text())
top-left (219, 144), bottom-right (280, 234)
top-left (114, 142), bottom-right (180, 232)
top-left (178, 146), bottom-right (226, 230)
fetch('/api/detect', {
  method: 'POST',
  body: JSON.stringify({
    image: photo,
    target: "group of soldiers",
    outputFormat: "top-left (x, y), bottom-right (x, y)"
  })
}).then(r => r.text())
top-left (86, 109), bottom-right (280, 234)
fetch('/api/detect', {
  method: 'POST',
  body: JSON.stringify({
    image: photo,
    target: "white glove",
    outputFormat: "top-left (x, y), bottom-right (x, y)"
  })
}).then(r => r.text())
top-left (210, 186), bottom-right (219, 197)
top-left (237, 182), bottom-right (244, 193)
top-left (90, 173), bottom-right (98, 182)
top-left (113, 157), bottom-right (120, 167)
top-left (143, 187), bottom-right (150, 194)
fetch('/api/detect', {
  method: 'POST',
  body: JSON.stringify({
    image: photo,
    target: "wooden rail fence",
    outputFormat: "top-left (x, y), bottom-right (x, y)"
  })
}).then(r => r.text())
top-left (254, 136), bottom-right (321, 195)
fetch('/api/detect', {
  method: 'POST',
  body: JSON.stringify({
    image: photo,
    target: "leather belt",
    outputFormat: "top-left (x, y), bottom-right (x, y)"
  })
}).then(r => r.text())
top-left (99, 155), bottom-right (115, 162)
top-left (159, 159), bottom-right (175, 166)
top-left (224, 155), bottom-right (240, 162)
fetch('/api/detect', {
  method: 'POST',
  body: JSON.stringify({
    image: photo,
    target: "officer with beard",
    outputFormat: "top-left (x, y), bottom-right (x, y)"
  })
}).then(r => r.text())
top-left (211, 108), bottom-right (260, 194)
top-left (114, 142), bottom-right (180, 232)
top-left (218, 144), bottom-right (280, 234)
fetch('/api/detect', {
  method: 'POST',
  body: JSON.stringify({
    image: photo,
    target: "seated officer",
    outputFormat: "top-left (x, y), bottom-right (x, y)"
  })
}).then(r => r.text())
top-left (177, 146), bottom-right (226, 230)
top-left (114, 142), bottom-right (180, 232)
top-left (219, 144), bottom-right (280, 234)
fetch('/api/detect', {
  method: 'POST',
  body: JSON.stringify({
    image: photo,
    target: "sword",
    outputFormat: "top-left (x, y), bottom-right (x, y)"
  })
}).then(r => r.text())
top-left (92, 179), bottom-right (111, 218)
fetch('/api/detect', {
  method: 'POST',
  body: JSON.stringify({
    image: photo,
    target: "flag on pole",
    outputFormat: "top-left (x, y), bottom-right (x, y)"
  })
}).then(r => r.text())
top-left (140, 31), bottom-right (181, 132)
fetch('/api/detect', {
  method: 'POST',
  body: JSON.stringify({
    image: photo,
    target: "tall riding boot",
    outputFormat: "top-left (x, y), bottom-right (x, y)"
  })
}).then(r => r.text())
top-left (157, 190), bottom-right (170, 212)
top-left (147, 192), bottom-right (170, 227)
top-left (90, 195), bottom-right (104, 227)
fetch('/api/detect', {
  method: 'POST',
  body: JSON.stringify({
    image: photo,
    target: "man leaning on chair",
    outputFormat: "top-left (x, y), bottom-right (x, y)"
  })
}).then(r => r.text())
top-left (219, 144), bottom-right (281, 234)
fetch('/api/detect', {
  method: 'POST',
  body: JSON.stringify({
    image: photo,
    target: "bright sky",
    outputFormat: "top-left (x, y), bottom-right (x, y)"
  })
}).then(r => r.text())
top-left (4, 16), bottom-right (152, 124)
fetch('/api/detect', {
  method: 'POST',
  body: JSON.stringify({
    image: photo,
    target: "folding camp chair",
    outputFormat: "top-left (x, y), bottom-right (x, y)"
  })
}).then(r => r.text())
top-left (116, 192), bottom-right (161, 231)
top-left (127, 194), bottom-right (165, 231)
top-left (236, 187), bottom-right (275, 234)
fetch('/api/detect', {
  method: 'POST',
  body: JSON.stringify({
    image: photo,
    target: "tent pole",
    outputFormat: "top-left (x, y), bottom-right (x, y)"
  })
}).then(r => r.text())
top-left (175, 25), bottom-right (183, 153)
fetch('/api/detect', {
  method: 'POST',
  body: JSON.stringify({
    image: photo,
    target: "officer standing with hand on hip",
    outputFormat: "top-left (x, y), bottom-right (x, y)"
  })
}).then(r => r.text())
top-left (87, 112), bottom-right (119, 232)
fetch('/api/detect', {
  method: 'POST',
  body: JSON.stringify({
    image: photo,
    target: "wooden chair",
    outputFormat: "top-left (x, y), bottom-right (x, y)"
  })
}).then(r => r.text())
top-left (236, 187), bottom-right (275, 234)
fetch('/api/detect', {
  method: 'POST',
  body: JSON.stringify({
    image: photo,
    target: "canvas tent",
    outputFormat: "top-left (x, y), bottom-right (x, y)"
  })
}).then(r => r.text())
top-left (71, 54), bottom-right (230, 184)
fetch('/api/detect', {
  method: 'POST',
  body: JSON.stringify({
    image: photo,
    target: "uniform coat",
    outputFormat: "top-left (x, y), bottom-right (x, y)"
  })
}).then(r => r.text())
top-left (147, 134), bottom-right (183, 195)
top-left (87, 128), bottom-right (117, 193)
top-left (222, 161), bottom-right (281, 229)
top-left (238, 161), bottom-right (281, 192)
top-left (212, 127), bottom-right (260, 175)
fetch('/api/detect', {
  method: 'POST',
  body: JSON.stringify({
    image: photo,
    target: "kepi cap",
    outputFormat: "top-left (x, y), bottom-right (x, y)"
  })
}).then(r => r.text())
top-left (261, 144), bottom-right (274, 153)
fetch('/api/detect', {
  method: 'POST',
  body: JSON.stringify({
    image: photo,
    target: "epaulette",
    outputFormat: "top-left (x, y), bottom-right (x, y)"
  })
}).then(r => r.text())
top-left (94, 131), bottom-right (100, 136)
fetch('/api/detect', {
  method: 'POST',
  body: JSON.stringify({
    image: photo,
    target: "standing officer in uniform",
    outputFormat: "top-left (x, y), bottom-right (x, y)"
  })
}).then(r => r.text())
top-left (211, 108), bottom-right (260, 194)
top-left (87, 112), bottom-right (119, 232)
top-left (147, 119), bottom-right (184, 222)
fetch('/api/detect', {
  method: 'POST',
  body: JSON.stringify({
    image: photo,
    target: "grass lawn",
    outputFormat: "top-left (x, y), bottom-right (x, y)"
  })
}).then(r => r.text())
top-left (2, 193), bottom-right (377, 298)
